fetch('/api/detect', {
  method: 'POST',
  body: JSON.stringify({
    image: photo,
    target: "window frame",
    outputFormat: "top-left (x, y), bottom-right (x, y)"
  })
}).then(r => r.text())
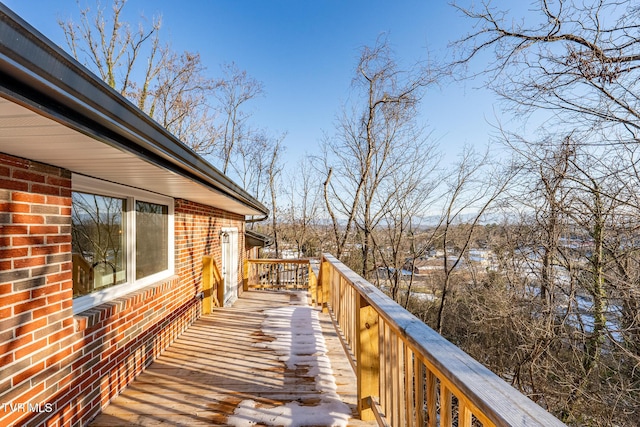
top-left (72, 174), bottom-right (175, 314)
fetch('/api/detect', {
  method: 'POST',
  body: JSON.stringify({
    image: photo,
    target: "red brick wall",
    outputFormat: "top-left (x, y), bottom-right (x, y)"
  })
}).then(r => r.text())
top-left (174, 198), bottom-right (246, 299)
top-left (0, 153), bottom-right (75, 426)
top-left (0, 153), bottom-right (245, 426)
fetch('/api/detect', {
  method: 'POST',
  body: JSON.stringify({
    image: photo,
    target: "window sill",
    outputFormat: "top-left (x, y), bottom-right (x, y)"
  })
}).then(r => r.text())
top-left (74, 274), bottom-right (181, 332)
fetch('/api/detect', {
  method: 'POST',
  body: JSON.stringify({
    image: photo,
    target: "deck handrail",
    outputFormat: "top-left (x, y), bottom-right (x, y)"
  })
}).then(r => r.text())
top-left (244, 259), bottom-right (318, 298)
top-left (317, 253), bottom-right (566, 427)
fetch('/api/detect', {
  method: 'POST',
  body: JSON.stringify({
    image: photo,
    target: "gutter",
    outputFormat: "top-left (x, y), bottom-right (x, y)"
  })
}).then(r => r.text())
top-left (245, 214), bottom-right (269, 223)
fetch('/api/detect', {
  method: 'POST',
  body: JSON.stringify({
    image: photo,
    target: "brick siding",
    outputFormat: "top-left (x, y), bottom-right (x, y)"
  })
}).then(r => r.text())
top-left (174, 198), bottom-right (246, 299)
top-left (0, 153), bottom-right (247, 426)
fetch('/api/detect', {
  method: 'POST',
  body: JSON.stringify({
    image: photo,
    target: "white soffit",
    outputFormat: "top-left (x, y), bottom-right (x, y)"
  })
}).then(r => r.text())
top-left (0, 97), bottom-right (262, 216)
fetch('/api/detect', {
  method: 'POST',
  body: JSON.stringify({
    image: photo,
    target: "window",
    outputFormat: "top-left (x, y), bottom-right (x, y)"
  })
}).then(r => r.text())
top-left (136, 201), bottom-right (168, 279)
top-left (72, 192), bottom-right (127, 296)
top-left (71, 175), bottom-right (174, 313)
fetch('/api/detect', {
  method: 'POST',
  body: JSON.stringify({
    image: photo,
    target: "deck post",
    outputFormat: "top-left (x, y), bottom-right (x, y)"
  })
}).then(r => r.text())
top-left (202, 256), bottom-right (213, 314)
top-left (356, 294), bottom-right (380, 421)
top-left (319, 255), bottom-right (330, 313)
top-left (243, 259), bottom-right (249, 291)
top-left (308, 263), bottom-right (317, 304)
top-left (317, 256), bottom-right (323, 308)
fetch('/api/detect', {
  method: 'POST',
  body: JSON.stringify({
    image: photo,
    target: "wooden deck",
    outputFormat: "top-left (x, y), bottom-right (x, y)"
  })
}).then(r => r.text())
top-left (89, 290), bottom-right (375, 426)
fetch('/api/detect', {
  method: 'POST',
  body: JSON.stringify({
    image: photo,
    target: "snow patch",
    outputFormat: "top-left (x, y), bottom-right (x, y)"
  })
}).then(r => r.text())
top-left (228, 292), bottom-right (351, 426)
top-left (228, 399), bottom-right (351, 427)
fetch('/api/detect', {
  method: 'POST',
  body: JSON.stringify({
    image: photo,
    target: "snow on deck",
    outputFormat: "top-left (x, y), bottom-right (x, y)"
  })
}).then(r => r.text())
top-left (228, 292), bottom-right (351, 426)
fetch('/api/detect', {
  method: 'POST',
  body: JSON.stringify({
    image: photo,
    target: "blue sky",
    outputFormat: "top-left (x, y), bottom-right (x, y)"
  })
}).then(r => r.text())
top-left (3, 0), bottom-right (504, 168)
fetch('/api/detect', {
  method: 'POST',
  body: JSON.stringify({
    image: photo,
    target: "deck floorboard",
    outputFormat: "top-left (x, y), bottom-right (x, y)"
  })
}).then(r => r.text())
top-left (89, 290), bottom-right (375, 427)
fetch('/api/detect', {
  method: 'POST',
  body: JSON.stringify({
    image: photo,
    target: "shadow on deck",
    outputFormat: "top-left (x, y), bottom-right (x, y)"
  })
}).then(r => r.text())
top-left (89, 290), bottom-right (375, 426)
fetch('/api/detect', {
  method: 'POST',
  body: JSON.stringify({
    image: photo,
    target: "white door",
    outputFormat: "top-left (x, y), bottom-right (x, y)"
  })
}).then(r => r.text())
top-left (221, 227), bottom-right (239, 306)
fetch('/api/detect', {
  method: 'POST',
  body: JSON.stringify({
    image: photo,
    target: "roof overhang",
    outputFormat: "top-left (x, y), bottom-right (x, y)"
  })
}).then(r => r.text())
top-left (0, 5), bottom-right (269, 218)
top-left (245, 230), bottom-right (274, 248)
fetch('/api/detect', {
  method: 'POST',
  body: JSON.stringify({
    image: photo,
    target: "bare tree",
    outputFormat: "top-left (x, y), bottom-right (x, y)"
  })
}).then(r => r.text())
top-left (151, 51), bottom-right (220, 154)
top-left (434, 146), bottom-right (513, 333)
top-left (229, 130), bottom-right (286, 217)
top-left (59, 0), bottom-right (231, 155)
top-left (322, 35), bottom-right (437, 279)
top-left (59, 0), bottom-right (162, 97)
top-left (453, 0), bottom-right (640, 140)
top-left (280, 157), bottom-right (324, 257)
top-left (215, 62), bottom-right (265, 174)
top-left (503, 131), bottom-right (578, 308)
top-left (371, 140), bottom-right (441, 302)
top-left (267, 138), bottom-right (284, 258)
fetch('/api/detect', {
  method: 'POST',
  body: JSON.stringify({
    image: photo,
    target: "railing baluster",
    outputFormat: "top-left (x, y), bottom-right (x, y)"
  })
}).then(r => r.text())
top-left (384, 321), bottom-right (393, 425)
top-left (460, 399), bottom-right (473, 427)
top-left (441, 383), bottom-right (453, 427)
top-left (379, 317), bottom-right (387, 415)
top-left (341, 277), bottom-right (346, 343)
top-left (397, 335), bottom-right (406, 427)
top-left (348, 284), bottom-right (351, 341)
top-left (426, 369), bottom-right (437, 427)
top-left (414, 357), bottom-right (425, 426)
top-left (352, 286), bottom-right (356, 348)
top-left (341, 277), bottom-right (347, 344)
top-left (391, 332), bottom-right (398, 425)
top-left (405, 347), bottom-right (414, 427)
top-left (390, 327), bottom-right (396, 426)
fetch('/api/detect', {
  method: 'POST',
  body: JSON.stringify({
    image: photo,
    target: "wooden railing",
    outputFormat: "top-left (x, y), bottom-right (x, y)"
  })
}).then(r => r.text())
top-left (316, 253), bottom-right (566, 427)
top-left (244, 259), bottom-right (318, 298)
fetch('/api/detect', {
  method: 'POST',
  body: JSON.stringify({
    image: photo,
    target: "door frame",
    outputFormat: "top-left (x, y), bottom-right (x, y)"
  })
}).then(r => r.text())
top-left (220, 227), bottom-right (239, 306)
